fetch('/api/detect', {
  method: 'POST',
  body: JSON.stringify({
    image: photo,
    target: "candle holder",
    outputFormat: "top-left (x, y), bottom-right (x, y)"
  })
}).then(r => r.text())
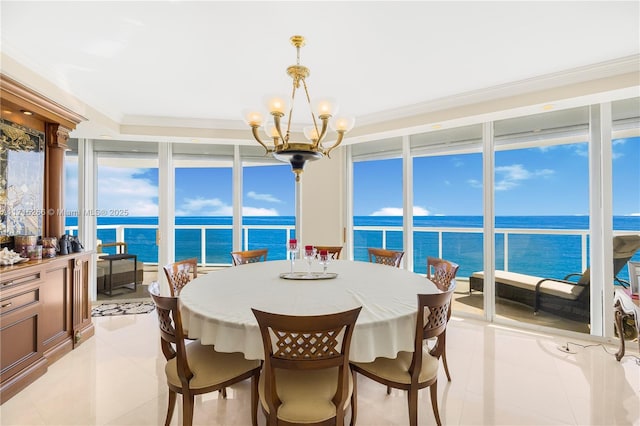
top-left (287, 239), bottom-right (298, 274)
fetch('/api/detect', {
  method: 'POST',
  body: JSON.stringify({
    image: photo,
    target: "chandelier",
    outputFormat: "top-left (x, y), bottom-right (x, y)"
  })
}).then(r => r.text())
top-left (243, 35), bottom-right (355, 181)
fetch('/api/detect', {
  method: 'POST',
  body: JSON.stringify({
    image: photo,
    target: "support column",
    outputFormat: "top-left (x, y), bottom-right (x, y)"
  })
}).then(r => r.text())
top-left (482, 121), bottom-right (496, 321)
top-left (233, 145), bottom-right (242, 251)
top-left (402, 135), bottom-right (413, 271)
top-left (295, 177), bottom-right (302, 244)
top-left (44, 123), bottom-right (70, 238)
top-left (345, 147), bottom-right (354, 260)
top-left (77, 138), bottom-right (97, 300)
top-left (158, 142), bottom-right (174, 294)
top-left (589, 103), bottom-right (613, 337)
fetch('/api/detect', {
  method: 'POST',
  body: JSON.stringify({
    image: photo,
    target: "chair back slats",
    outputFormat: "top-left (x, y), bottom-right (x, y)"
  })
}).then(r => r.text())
top-left (367, 248), bottom-right (404, 268)
top-left (414, 292), bottom-right (453, 363)
top-left (163, 258), bottom-right (198, 297)
top-left (253, 308), bottom-right (360, 369)
top-left (271, 326), bottom-right (345, 360)
top-left (252, 307), bottom-right (361, 424)
top-left (148, 283), bottom-right (189, 369)
top-left (230, 249), bottom-right (268, 266)
top-left (427, 256), bottom-right (460, 291)
top-left (314, 245), bottom-right (343, 260)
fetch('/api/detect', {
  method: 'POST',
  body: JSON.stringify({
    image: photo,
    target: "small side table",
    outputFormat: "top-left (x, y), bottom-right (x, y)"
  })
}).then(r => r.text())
top-left (98, 253), bottom-right (138, 296)
top-left (613, 289), bottom-right (640, 361)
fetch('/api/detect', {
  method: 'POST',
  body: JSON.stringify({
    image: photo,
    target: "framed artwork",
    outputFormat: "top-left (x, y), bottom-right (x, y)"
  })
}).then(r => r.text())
top-left (0, 118), bottom-right (45, 243)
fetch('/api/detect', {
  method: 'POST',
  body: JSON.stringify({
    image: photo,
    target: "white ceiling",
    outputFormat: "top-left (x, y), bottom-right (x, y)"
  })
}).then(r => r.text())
top-left (1, 1), bottom-right (639, 141)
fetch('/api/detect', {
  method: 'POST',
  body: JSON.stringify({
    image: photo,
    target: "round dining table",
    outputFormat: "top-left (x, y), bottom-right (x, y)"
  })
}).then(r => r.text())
top-left (179, 259), bottom-right (440, 362)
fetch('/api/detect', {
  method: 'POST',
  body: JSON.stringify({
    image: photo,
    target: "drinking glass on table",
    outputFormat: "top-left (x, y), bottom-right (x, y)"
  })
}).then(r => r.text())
top-left (304, 245), bottom-right (316, 277)
top-left (287, 239), bottom-right (298, 274)
top-left (318, 249), bottom-right (330, 276)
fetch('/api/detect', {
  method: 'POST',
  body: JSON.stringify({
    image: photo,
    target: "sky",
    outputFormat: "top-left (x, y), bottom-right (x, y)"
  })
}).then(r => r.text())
top-left (355, 138), bottom-right (639, 216)
top-left (65, 137), bottom-right (639, 217)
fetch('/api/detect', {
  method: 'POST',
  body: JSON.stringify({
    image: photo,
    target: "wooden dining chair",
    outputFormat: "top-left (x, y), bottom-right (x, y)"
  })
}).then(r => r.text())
top-left (163, 257), bottom-right (198, 297)
top-left (350, 290), bottom-right (453, 426)
top-left (230, 248), bottom-right (268, 266)
top-left (252, 306), bottom-right (362, 426)
top-left (149, 283), bottom-right (261, 426)
top-left (314, 245), bottom-right (343, 260)
top-left (427, 256), bottom-right (459, 382)
top-left (367, 247), bottom-right (404, 268)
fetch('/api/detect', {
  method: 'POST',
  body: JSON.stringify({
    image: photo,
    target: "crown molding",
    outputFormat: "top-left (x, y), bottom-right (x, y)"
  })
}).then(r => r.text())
top-left (1, 73), bottom-right (87, 129)
top-left (357, 55), bottom-right (640, 127)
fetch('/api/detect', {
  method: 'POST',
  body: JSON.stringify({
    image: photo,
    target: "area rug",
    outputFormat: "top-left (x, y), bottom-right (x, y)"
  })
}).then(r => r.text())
top-left (91, 301), bottom-right (155, 317)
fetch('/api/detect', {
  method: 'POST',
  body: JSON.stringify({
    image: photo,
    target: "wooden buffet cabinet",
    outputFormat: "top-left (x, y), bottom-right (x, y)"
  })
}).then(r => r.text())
top-left (0, 252), bottom-right (94, 403)
top-left (1, 73), bottom-right (91, 403)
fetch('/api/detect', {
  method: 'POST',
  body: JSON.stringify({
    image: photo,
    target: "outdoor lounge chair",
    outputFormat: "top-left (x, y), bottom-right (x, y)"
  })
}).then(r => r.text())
top-left (613, 235), bottom-right (640, 288)
top-left (469, 234), bottom-right (640, 323)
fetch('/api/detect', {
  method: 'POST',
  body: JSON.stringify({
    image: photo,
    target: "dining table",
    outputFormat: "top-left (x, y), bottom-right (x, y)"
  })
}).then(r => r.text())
top-left (179, 259), bottom-right (441, 362)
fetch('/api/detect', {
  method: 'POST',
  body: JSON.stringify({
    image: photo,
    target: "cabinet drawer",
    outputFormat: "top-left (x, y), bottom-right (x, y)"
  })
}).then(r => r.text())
top-left (0, 288), bottom-right (39, 316)
top-left (1, 271), bottom-right (42, 290)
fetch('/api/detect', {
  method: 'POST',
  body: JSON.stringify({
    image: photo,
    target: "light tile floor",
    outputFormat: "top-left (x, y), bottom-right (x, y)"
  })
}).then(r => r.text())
top-left (1, 312), bottom-right (638, 425)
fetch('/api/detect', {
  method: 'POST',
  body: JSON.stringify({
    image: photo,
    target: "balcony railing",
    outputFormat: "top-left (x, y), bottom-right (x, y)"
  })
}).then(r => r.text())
top-left (66, 223), bottom-right (295, 267)
top-left (65, 223), bottom-right (637, 282)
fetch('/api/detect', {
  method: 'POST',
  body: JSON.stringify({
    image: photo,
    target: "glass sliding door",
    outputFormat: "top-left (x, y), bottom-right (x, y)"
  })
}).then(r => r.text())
top-left (94, 140), bottom-right (159, 297)
top-left (174, 143), bottom-right (233, 267)
top-left (351, 137), bottom-right (403, 262)
top-left (241, 147), bottom-right (295, 260)
top-left (411, 124), bottom-right (483, 317)
top-left (612, 98), bottom-right (640, 289)
top-left (493, 106), bottom-right (590, 333)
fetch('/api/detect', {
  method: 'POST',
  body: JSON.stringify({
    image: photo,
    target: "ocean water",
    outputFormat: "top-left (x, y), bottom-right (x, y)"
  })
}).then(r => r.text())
top-left (65, 215), bottom-right (640, 282)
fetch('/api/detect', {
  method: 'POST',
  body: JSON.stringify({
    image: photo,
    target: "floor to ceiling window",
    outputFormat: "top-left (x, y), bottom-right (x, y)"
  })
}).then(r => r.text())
top-left (92, 140), bottom-right (159, 299)
top-left (612, 98), bottom-right (640, 287)
top-left (493, 106), bottom-right (591, 333)
top-left (174, 143), bottom-right (233, 266)
top-left (351, 138), bottom-right (403, 262)
top-left (241, 146), bottom-right (295, 260)
top-left (411, 124), bottom-right (484, 317)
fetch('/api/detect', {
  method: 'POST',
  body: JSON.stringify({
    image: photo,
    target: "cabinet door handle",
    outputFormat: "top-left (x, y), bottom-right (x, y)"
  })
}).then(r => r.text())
top-left (1, 302), bottom-right (12, 309)
top-left (2, 281), bottom-right (14, 287)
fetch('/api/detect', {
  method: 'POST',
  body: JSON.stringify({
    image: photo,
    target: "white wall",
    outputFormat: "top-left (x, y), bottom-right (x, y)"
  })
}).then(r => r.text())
top-left (299, 147), bottom-right (345, 249)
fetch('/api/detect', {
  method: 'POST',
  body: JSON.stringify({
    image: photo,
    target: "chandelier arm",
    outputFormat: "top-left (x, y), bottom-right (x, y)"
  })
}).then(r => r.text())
top-left (251, 126), bottom-right (272, 154)
top-left (313, 116), bottom-right (330, 150)
top-left (324, 130), bottom-right (345, 159)
top-left (272, 113), bottom-right (286, 148)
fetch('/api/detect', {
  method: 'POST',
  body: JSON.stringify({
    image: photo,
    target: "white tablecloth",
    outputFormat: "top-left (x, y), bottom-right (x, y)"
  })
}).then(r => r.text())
top-left (179, 260), bottom-right (439, 362)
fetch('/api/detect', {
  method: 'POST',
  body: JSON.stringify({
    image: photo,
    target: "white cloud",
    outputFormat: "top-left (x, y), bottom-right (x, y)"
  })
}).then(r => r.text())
top-left (628, 212), bottom-right (640, 216)
top-left (467, 179), bottom-right (482, 189)
top-left (370, 206), bottom-right (430, 216)
top-left (247, 191), bottom-right (281, 203)
top-left (176, 197), bottom-right (280, 216)
top-left (612, 139), bottom-right (626, 159)
top-left (176, 197), bottom-right (232, 216)
top-left (97, 167), bottom-right (158, 216)
top-left (371, 207), bottom-right (403, 216)
top-left (243, 207), bottom-right (279, 216)
top-left (494, 164), bottom-right (554, 191)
